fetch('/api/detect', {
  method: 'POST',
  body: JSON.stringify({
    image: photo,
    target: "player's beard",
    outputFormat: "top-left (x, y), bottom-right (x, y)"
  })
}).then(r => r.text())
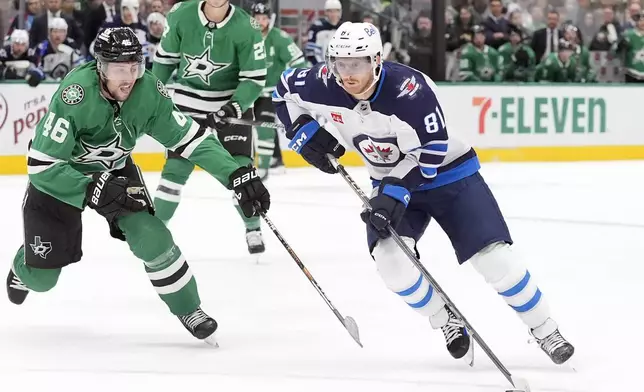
top-left (206, 0), bottom-right (229, 8)
top-left (101, 77), bottom-right (135, 102)
top-left (342, 74), bottom-right (375, 98)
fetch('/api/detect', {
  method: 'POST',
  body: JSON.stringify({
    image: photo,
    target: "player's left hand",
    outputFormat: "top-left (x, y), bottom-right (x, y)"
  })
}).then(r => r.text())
top-left (229, 165), bottom-right (271, 218)
top-left (361, 177), bottom-right (410, 239)
top-left (206, 101), bottom-right (242, 130)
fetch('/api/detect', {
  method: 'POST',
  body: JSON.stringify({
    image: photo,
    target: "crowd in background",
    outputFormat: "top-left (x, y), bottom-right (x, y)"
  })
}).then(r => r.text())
top-left (1, 0), bottom-right (644, 84)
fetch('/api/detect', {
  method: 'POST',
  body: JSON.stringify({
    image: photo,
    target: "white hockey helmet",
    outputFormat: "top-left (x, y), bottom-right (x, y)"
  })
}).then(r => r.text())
top-left (324, 0), bottom-right (342, 10)
top-left (147, 12), bottom-right (166, 26)
top-left (121, 0), bottom-right (140, 23)
top-left (326, 22), bottom-right (383, 90)
top-left (49, 17), bottom-right (68, 31)
top-left (10, 29), bottom-right (29, 45)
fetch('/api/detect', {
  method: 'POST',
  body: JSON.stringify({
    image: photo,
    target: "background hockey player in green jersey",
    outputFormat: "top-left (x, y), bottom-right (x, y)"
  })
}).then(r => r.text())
top-left (152, 0), bottom-right (268, 255)
top-left (458, 25), bottom-right (502, 82)
top-left (498, 24), bottom-right (536, 82)
top-left (6, 28), bottom-right (270, 344)
top-left (535, 39), bottom-right (581, 82)
top-left (613, 11), bottom-right (644, 83)
top-left (563, 24), bottom-right (596, 83)
top-left (251, 2), bottom-right (307, 179)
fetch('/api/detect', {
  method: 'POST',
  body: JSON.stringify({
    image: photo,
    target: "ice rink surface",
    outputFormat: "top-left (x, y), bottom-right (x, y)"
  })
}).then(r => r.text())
top-left (1, 161), bottom-right (642, 392)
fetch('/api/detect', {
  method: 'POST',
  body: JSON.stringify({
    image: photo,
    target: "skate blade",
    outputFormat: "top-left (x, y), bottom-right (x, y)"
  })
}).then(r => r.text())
top-left (203, 333), bottom-right (219, 348)
top-left (463, 336), bottom-right (475, 367)
top-left (505, 376), bottom-right (531, 392)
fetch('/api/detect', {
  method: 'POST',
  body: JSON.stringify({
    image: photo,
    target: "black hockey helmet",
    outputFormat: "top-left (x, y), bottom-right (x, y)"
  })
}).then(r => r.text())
top-left (94, 27), bottom-right (143, 64)
top-left (471, 24), bottom-right (485, 35)
top-left (251, 2), bottom-right (271, 16)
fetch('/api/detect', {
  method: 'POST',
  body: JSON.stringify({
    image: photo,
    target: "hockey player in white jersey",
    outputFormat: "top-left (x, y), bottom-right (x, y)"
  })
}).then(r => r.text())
top-left (273, 22), bottom-right (575, 365)
top-left (305, 0), bottom-right (342, 65)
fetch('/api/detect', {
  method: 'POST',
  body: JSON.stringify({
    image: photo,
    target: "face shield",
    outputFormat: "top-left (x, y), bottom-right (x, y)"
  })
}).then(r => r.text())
top-left (98, 60), bottom-right (145, 81)
top-left (328, 56), bottom-right (373, 77)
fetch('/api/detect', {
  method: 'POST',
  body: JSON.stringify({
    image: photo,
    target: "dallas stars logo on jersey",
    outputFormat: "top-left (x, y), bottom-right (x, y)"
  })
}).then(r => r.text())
top-left (74, 134), bottom-right (134, 170)
top-left (182, 46), bottom-right (230, 85)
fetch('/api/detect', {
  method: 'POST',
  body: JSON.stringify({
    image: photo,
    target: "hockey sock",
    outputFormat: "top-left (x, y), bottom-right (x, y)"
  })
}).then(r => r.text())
top-left (256, 125), bottom-right (276, 174)
top-left (232, 155), bottom-right (261, 231)
top-left (12, 246), bottom-right (61, 292)
top-left (154, 155), bottom-right (195, 223)
top-left (119, 212), bottom-right (201, 316)
top-left (273, 131), bottom-right (282, 159)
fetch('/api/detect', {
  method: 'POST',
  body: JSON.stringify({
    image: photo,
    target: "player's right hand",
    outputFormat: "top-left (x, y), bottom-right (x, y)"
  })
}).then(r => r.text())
top-left (85, 172), bottom-right (148, 223)
top-left (229, 165), bottom-right (270, 218)
top-left (361, 177), bottom-right (410, 239)
top-left (286, 114), bottom-right (345, 174)
top-left (205, 101), bottom-right (242, 131)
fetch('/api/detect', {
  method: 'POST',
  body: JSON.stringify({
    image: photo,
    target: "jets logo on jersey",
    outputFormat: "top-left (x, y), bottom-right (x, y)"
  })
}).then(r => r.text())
top-left (156, 79), bottom-right (171, 99)
top-left (317, 64), bottom-right (331, 86)
top-left (397, 76), bottom-right (420, 98)
top-left (353, 135), bottom-right (403, 167)
top-left (182, 47), bottom-right (230, 85)
top-left (61, 84), bottom-right (85, 105)
top-left (74, 135), bottom-right (134, 170)
top-left (30, 236), bottom-right (52, 259)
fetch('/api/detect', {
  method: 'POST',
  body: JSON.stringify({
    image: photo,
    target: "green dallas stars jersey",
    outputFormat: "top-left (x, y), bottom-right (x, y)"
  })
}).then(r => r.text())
top-left (261, 27), bottom-right (307, 97)
top-left (614, 29), bottom-right (644, 79)
top-left (27, 61), bottom-right (241, 210)
top-left (458, 43), bottom-right (502, 82)
top-left (153, 1), bottom-right (267, 117)
top-left (534, 53), bottom-right (581, 82)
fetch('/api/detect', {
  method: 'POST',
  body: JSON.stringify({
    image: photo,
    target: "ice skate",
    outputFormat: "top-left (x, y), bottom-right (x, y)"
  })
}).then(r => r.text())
top-left (178, 307), bottom-right (218, 346)
top-left (269, 157), bottom-right (286, 175)
top-left (431, 305), bottom-right (472, 360)
top-left (246, 228), bottom-right (265, 255)
top-left (6, 268), bottom-right (30, 305)
top-left (530, 318), bottom-right (574, 364)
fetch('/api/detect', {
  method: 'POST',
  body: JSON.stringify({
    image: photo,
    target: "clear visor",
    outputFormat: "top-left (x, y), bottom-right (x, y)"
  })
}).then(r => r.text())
top-left (328, 56), bottom-right (373, 77)
top-left (99, 61), bottom-right (145, 81)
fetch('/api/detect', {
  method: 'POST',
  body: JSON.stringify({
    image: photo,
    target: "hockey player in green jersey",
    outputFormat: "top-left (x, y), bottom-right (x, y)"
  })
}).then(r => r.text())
top-left (458, 25), bottom-right (502, 82)
top-left (535, 40), bottom-right (581, 82)
top-left (613, 11), bottom-right (644, 83)
top-left (563, 24), bottom-right (596, 83)
top-left (498, 24), bottom-right (536, 82)
top-left (152, 0), bottom-right (269, 255)
top-left (6, 28), bottom-right (271, 344)
top-left (251, 2), bottom-right (307, 179)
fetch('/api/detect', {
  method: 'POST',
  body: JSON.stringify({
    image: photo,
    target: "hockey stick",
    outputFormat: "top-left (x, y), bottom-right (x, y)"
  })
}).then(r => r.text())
top-left (224, 117), bottom-right (285, 130)
top-left (327, 157), bottom-right (531, 392)
top-left (254, 202), bottom-right (363, 348)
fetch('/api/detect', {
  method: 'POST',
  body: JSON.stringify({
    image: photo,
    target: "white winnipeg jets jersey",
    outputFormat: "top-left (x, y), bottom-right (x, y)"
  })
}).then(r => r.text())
top-left (273, 62), bottom-right (480, 190)
top-left (305, 18), bottom-right (340, 65)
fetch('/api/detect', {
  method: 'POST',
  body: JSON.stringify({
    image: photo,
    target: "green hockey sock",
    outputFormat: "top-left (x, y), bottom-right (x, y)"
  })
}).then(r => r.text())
top-left (12, 246), bottom-right (61, 292)
top-left (232, 155), bottom-right (261, 231)
top-left (256, 126), bottom-right (276, 172)
top-left (154, 155), bottom-right (196, 223)
top-left (119, 212), bottom-right (201, 316)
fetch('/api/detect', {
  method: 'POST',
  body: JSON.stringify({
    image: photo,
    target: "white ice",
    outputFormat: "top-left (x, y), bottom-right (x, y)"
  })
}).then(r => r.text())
top-left (1, 161), bottom-right (642, 392)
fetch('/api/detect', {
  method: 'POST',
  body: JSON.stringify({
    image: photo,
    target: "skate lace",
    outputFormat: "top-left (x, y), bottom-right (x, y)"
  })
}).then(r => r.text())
top-left (181, 309), bottom-right (209, 331)
top-left (538, 331), bottom-right (567, 354)
top-left (246, 231), bottom-right (263, 247)
top-left (10, 275), bottom-right (29, 292)
top-left (441, 319), bottom-right (465, 346)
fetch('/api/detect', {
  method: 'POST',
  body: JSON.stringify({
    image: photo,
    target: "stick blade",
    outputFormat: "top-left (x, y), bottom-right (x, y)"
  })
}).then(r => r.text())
top-left (343, 316), bottom-right (363, 348)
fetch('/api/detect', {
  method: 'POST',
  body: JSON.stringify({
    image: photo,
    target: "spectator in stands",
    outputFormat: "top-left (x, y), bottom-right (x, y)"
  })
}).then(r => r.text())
top-left (408, 11), bottom-right (432, 75)
top-left (84, 0), bottom-right (118, 50)
top-left (471, 0), bottom-right (490, 22)
top-left (531, 8), bottom-right (561, 61)
top-left (96, 0), bottom-right (148, 49)
top-left (589, 6), bottom-right (622, 51)
top-left (579, 11), bottom-right (596, 43)
top-left (150, 0), bottom-right (165, 14)
top-left (35, 17), bottom-right (84, 80)
top-left (459, 24), bottom-right (502, 81)
top-left (30, 0), bottom-right (83, 49)
top-left (0, 29), bottom-right (41, 84)
top-left (623, 3), bottom-right (642, 30)
top-left (361, 13), bottom-right (376, 25)
top-left (528, 5), bottom-right (546, 32)
top-left (145, 11), bottom-right (165, 69)
top-left (483, 0), bottom-right (511, 49)
top-left (62, 0), bottom-right (85, 35)
top-left (7, 0), bottom-right (41, 36)
top-left (446, 5), bottom-right (475, 52)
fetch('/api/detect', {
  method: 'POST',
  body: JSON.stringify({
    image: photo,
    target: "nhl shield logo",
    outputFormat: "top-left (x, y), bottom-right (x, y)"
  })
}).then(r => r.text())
top-left (61, 84), bottom-right (85, 105)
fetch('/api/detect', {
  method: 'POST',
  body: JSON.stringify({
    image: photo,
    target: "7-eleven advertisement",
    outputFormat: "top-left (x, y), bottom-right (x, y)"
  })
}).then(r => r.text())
top-left (438, 85), bottom-right (644, 148)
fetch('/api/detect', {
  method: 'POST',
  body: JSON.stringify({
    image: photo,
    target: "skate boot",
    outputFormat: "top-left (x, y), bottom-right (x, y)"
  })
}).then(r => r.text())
top-left (530, 318), bottom-right (574, 364)
top-left (178, 307), bottom-right (218, 344)
top-left (246, 228), bottom-right (265, 255)
top-left (431, 305), bottom-right (471, 359)
top-left (6, 268), bottom-right (29, 305)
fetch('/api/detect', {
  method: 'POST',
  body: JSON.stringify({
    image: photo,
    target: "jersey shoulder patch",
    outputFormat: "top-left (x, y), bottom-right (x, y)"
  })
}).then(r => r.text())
top-left (60, 84), bottom-right (85, 105)
top-left (156, 79), bottom-right (171, 99)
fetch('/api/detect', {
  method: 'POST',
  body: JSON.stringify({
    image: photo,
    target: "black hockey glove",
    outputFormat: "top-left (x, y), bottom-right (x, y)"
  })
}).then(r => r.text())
top-left (25, 67), bottom-right (45, 87)
top-left (229, 165), bottom-right (271, 218)
top-left (205, 101), bottom-right (242, 131)
top-left (86, 172), bottom-right (148, 224)
top-left (286, 114), bottom-right (345, 174)
top-left (361, 177), bottom-right (411, 239)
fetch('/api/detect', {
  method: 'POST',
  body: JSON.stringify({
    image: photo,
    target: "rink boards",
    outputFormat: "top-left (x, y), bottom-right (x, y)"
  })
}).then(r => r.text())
top-left (1, 82), bottom-right (643, 174)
